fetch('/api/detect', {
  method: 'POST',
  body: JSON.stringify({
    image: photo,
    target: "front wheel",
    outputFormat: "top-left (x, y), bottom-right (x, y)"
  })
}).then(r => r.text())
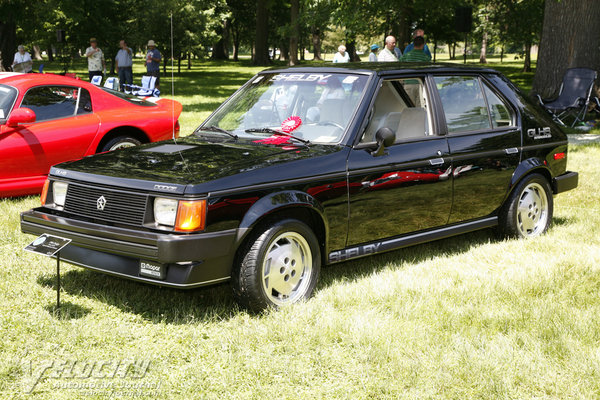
top-left (499, 173), bottom-right (553, 238)
top-left (100, 136), bottom-right (142, 152)
top-left (232, 219), bottom-right (321, 312)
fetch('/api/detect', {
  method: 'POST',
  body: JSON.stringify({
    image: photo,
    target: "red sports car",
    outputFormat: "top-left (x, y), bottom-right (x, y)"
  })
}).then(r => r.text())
top-left (0, 72), bottom-right (182, 197)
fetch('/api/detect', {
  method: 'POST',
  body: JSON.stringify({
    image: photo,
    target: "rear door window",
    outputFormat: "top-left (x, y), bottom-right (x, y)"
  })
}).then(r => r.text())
top-left (434, 76), bottom-right (515, 133)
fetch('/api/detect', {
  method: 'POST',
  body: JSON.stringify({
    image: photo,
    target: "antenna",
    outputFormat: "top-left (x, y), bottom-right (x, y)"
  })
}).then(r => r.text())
top-left (170, 12), bottom-right (177, 143)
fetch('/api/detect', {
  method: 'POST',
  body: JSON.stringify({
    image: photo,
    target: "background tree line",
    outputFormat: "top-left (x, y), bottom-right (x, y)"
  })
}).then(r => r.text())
top-left (1, 0), bottom-right (599, 97)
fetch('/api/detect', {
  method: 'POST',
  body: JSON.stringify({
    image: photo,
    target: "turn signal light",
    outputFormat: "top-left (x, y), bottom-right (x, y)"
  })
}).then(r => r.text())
top-left (175, 200), bottom-right (206, 232)
top-left (41, 179), bottom-right (50, 206)
top-left (553, 152), bottom-right (565, 160)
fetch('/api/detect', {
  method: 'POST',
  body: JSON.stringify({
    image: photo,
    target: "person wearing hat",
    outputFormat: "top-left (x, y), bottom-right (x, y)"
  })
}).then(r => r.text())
top-left (145, 40), bottom-right (162, 89)
top-left (368, 44), bottom-right (379, 62)
top-left (85, 38), bottom-right (105, 81)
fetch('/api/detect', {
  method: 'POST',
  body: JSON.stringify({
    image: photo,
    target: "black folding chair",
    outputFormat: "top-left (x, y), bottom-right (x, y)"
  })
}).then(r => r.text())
top-left (537, 68), bottom-right (599, 127)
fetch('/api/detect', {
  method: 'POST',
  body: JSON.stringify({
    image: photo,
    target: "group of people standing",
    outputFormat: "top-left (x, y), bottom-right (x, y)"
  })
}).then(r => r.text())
top-left (333, 29), bottom-right (432, 64)
top-left (85, 38), bottom-right (162, 90)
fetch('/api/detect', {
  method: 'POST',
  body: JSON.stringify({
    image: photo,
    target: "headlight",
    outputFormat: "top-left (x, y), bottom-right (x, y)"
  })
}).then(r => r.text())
top-left (154, 198), bottom-right (178, 226)
top-left (53, 181), bottom-right (68, 207)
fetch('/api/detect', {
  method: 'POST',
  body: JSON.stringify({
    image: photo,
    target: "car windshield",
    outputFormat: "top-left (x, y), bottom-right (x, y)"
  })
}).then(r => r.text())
top-left (0, 84), bottom-right (18, 122)
top-left (197, 72), bottom-right (370, 144)
top-left (101, 87), bottom-right (157, 107)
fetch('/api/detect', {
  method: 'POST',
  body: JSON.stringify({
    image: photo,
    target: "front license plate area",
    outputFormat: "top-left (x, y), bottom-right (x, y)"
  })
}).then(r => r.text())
top-left (139, 260), bottom-right (166, 280)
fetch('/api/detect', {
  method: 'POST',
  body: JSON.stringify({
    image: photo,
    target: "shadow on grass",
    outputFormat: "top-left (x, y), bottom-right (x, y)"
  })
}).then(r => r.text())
top-left (35, 218), bottom-right (572, 322)
top-left (35, 228), bottom-right (502, 323)
top-left (43, 300), bottom-right (91, 320)
top-left (37, 269), bottom-right (241, 323)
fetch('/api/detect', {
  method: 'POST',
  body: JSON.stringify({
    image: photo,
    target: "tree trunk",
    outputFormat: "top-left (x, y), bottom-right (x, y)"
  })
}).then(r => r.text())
top-left (451, 42), bottom-right (456, 59)
top-left (311, 28), bottom-right (322, 60)
top-left (479, 31), bottom-right (487, 63)
top-left (500, 46), bottom-right (504, 63)
top-left (32, 45), bottom-right (43, 60)
top-left (188, 53), bottom-right (191, 69)
top-left (533, 0), bottom-right (600, 98)
top-left (47, 46), bottom-right (54, 62)
top-left (523, 43), bottom-right (532, 72)
top-left (178, 54), bottom-right (181, 74)
top-left (253, 0), bottom-right (270, 65)
top-left (212, 19), bottom-right (230, 60)
top-left (346, 36), bottom-right (360, 62)
top-left (433, 39), bottom-right (437, 62)
top-left (232, 26), bottom-right (240, 62)
top-left (289, 0), bottom-right (299, 66)
top-left (0, 20), bottom-right (17, 71)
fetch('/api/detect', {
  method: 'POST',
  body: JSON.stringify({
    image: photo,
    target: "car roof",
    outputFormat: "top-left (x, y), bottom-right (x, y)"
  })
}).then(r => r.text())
top-left (263, 62), bottom-right (500, 76)
top-left (0, 73), bottom-right (97, 90)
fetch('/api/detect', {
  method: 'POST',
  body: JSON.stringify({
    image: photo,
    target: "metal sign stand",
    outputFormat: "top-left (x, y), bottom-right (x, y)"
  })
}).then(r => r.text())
top-left (56, 252), bottom-right (61, 309)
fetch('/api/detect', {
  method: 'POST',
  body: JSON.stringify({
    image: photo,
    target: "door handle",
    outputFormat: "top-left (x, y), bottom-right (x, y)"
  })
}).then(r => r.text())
top-left (505, 147), bottom-right (519, 155)
top-left (429, 158), bottom-right (444, 166)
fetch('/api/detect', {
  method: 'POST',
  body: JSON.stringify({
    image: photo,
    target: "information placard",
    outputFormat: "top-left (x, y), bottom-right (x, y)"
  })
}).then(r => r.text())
top-left (24, 234), bottom-right (71, 256)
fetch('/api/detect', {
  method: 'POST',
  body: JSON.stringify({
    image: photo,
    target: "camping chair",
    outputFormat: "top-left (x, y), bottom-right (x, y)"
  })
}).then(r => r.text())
top-left (90, 75), bottom-right (102, 86)
top-left (103, 77), bottom-right (119, 90)
top-left (124, 75), bottom-right (160, 97)
top-left (537, 68), bottom-right (599, 127)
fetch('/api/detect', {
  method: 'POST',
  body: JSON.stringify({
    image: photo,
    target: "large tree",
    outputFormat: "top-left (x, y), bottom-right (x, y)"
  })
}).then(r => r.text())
top-left (532, 0), bottom-right (600, 97)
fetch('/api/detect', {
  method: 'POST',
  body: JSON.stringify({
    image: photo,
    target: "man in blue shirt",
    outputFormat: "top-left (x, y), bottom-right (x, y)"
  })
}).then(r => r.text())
top-left (403, 29), bottom-right (432, 59)
top-left (145, 40), bottom-right (162, 89)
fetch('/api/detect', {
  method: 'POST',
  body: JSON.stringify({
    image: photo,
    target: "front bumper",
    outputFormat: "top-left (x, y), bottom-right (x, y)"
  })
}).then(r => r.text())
top-left (20, 208), bottom-right (237, 288)
top-left (553, 171), bottom-right (578, 194)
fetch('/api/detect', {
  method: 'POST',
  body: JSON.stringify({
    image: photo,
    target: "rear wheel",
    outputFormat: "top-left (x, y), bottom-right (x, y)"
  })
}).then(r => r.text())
top-left (499, 173), bottom-right (553, 238)
top-left (232, 219), bottom-right (321, 312)
top-left (100, 136), bottom-right (142, 152)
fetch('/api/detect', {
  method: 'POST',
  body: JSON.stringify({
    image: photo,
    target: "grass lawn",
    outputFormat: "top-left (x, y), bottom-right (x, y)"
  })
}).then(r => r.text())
top-left (1, 59), bottom-right (600, 399)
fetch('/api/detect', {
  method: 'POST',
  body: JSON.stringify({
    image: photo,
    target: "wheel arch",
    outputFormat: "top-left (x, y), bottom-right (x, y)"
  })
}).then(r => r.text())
top-left (509, 157), bottom-right (553, 195)
top-left (234, 191), bottom-right (329, 265)
top-left (95, 126), bottom-right (150, 153)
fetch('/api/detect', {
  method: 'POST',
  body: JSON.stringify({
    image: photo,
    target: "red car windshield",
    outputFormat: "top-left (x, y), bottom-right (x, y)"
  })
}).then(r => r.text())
top-left (0, 84), bottom-right (18, 122)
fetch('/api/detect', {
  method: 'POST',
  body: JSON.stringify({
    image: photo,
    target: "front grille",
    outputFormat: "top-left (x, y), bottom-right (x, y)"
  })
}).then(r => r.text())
top-left (64, 183), bottom-right (148, 226)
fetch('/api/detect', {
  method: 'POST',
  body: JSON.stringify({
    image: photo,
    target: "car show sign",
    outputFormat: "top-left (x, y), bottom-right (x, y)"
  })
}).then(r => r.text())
top-left (24, 233), bottom-right (71, 256)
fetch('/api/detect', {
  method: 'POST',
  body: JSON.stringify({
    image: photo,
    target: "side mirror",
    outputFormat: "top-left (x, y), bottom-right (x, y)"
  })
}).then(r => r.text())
top-left (370, 127), bottom-right (395, 157)
top-left (6, 108), bottom-right (36, 128)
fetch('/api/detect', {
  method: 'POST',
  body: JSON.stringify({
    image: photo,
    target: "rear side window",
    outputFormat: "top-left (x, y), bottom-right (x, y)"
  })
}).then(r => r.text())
top-left (435, 76), bottom-right (515, 133)
top-left (21, 86), bottom-right (82, 122)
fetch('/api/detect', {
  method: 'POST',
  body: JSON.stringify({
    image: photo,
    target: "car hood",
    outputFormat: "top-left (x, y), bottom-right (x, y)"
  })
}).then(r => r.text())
top-left (51, 137), bottom-right (347, 195)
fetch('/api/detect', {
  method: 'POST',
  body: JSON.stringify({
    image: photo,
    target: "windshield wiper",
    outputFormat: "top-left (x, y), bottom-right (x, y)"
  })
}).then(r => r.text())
top-left (245, 127), bottom-right (310, 145)
top-left (200, 125), bottom-right (238, 140)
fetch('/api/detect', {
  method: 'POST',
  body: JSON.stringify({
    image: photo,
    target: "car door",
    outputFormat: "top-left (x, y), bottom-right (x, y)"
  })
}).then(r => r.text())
top-left (432, 75), bottom-right (521, 223)
top-left (0, 85), bottom-right (100, 182)
top-left (345, 76), bottom-right (452, 248)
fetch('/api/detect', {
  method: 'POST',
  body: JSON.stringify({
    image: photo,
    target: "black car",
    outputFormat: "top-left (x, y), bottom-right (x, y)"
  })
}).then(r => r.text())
top-left (20, 64), bottom-right (578, 311)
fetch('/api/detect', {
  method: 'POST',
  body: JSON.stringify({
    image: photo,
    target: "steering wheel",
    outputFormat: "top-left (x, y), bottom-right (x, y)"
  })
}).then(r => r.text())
top-left (317, 120), bottom-right (344, 130)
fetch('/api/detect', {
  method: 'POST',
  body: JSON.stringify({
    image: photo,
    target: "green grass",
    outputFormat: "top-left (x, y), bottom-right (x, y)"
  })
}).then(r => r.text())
top-left (2, 60), bottom-right (600, 399)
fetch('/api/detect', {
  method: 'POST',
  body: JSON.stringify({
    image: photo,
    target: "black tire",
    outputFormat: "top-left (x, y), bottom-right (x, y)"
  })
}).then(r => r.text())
top-left (232, 219), bottom-right (321, 312)
top-left (498, 173), bottom-right (553, 238)
top-left (100, 136), bottom-right (142, 152)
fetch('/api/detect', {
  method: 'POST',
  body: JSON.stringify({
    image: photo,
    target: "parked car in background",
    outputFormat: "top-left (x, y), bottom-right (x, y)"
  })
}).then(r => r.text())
top-left (21, 64), bottom-right (578, 311)
top-left (0, 73), bottom-right (182, 197)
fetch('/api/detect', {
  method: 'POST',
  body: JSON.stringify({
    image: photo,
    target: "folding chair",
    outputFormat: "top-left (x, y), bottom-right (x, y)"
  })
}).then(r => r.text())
top-left (537, 68), bottom-right (599, 127)
top-left (90, 75), bottom-right (103, 86)
top-left (103, 77), bottom-right (119, 90)
top-left (124, 75), bottom-right (160, 97)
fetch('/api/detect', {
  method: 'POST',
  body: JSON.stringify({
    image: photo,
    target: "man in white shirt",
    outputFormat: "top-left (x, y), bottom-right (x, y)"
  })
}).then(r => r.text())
top-left (377, 36), bottom-right (399, 62)
top-left (85, 38), bottom-right (105, 81)
top-left (12, 45), bottom-right (33, 73)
